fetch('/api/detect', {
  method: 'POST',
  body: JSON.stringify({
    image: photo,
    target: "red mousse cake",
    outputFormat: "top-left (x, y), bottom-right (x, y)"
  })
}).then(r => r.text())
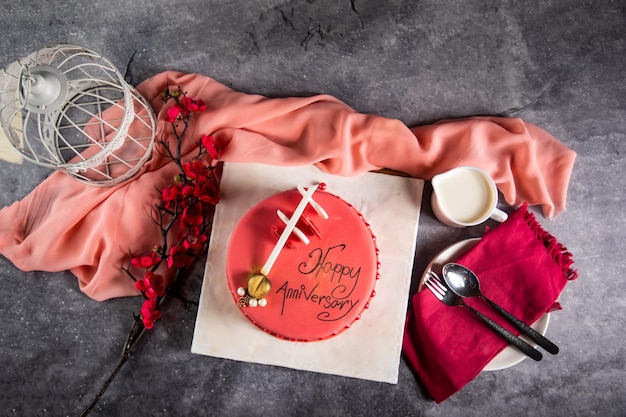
top-left (226, 185), bottom-right (380, 341)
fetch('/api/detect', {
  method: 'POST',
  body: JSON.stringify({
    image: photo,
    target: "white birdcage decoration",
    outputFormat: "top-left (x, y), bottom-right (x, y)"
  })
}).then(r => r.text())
top-left (0, 44), bottom-right (156, 185)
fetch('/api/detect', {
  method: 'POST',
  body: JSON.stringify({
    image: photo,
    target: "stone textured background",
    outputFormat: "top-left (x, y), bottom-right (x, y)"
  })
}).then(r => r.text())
top-left (0, 1), bottom-right (624, 416)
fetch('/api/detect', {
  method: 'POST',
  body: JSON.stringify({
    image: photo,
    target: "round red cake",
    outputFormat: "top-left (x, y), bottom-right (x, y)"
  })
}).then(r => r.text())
top-left (226, 186), bottom-right (380, 341)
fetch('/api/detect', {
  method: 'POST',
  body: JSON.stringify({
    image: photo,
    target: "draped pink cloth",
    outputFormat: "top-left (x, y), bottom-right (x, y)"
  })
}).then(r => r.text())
top-left (0, 71), bottom-right (576, 300)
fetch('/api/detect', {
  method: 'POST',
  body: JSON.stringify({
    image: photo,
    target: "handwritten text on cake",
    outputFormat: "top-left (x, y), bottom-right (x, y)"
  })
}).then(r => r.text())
top-left (276, 244), bottom-right (362, 321)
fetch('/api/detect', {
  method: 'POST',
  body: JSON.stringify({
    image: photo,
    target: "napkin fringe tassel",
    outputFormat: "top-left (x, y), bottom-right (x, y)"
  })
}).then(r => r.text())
top-left (521, 204), bottom-right (578, 281)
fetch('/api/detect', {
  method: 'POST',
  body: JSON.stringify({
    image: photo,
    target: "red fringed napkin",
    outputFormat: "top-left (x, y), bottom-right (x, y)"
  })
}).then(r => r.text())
top-left (402, 205), bottom-right (577, 403)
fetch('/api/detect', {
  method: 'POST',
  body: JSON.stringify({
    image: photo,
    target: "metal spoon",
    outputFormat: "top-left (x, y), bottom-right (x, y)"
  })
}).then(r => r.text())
top-left (442, 263), bottom-right (559, 355)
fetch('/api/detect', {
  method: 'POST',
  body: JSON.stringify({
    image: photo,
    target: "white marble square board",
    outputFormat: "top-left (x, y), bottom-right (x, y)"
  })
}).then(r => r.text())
top-left (191, 162), bottom-right (423, 383)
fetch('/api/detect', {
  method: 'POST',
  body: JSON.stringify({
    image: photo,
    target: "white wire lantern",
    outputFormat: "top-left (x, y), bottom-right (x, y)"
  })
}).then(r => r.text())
top-left (0, 44), bottom-right (156, 185)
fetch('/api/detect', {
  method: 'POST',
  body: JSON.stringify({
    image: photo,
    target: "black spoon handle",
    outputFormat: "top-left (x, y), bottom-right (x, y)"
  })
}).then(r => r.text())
top-left (483, 297), bottom-right (559, 355)
top-left (461, 304), bottom-right (543, 361)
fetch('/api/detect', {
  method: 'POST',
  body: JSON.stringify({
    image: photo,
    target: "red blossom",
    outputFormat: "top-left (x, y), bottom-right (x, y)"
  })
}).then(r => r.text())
top-left (162, 183), bottom-right (181, 208)
top-left (183, 227), bottom-right (208, 251)
top-left (181, 202), bottom-right (204, 228)
top-left (183, 160), bottom-right (210, 182)
top-left (194, 180), bottom-right (219, 205)
top-left (165, 104), bottom-right (183, 123)
top-left (135, 271), bottom-right (167, 299)
top-left (168, 245), bottom-right (192, 269)
top-left (181, 96), bottom-right (207, 113)
top-left (181, 184), bottom-right (194, 198)
top-left (140, 299), bottom-right (161, 329)
top-left (201, 134), bottom-right (219, 159)
top-left (130, 252), bottom-right (161, 269)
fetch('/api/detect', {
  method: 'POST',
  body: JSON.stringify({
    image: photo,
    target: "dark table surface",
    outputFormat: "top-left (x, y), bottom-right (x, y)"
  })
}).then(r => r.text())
top-left (1, 1), bottom-right (624, 416)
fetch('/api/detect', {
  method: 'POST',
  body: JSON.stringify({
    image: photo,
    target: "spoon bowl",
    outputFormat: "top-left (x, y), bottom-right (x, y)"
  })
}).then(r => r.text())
top-left (442, 263), bottom-right (481, 297)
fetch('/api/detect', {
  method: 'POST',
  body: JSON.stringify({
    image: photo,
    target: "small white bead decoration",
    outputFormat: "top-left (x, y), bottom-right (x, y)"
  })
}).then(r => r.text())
top-left (249, 298), bottom-right (258, 307)
top-left (258, 298), bottom-right (267, 307)
top-left (237, 287), bottom-right (246, 296)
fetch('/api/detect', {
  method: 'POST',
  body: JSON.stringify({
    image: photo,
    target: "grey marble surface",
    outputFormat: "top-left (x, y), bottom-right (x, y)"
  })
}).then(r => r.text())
top-left (0, 1), bottom-right (624, 416)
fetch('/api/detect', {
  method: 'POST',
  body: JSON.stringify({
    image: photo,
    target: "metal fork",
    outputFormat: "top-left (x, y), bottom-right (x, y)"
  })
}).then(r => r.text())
top-left (425, 270), bottom-right (543, 361)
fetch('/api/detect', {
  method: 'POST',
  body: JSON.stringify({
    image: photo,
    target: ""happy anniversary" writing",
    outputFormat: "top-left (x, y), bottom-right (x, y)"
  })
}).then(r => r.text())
top-left (275, 244), bottom-right (362, 321)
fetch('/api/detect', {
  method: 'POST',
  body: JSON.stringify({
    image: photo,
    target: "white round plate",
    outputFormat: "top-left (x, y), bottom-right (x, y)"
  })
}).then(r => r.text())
top-left (419, 238), bottom-right (550, 371)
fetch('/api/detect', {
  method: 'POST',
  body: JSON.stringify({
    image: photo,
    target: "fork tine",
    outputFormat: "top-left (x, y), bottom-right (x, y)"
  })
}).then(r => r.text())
top-left (424, 279), bottom-right (444, 300)
top-left (426, 270), bottom-right (445, 289)
top-left (427, 269), bottom-right (442, 282)
top-left (428, 274), bottom-right (448, 294)
top-left (425, 275), bottom-right (446, 299)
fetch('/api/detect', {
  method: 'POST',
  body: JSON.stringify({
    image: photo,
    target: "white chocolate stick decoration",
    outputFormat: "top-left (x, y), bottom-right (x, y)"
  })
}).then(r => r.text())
top-left (297, 185), bottom-right (329, 219)
top-left (245, 184), bottom-right (325, 302)
top-left (260, 184), bottom-right (318, 276)
top-left (276, 210), bottom-right (310, 245)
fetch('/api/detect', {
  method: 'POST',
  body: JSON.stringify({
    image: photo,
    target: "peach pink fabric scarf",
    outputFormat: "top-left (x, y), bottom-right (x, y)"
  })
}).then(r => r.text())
top-left (0, 71), bottom-right (576, 301)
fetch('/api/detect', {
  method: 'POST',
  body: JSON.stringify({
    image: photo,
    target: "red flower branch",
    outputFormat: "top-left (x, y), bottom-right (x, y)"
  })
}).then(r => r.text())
top-left (126, 86), bottom-right (220, 330)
